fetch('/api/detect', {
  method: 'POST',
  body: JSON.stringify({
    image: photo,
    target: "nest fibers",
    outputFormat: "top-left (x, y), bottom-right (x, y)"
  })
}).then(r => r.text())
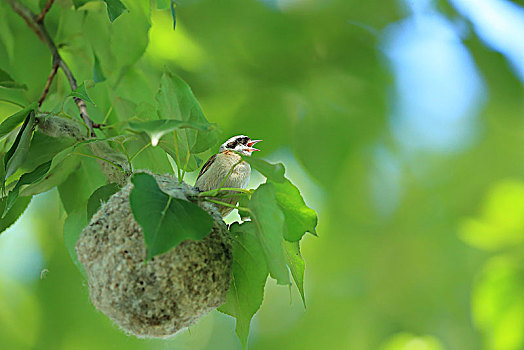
top-left (76, 173), bottom-right (232, 338)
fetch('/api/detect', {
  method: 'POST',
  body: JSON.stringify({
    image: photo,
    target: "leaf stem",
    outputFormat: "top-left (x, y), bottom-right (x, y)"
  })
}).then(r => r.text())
top-left (173, 131), bottom-right (182, 182)
top-left (129, 141), bottom-right (151, 162)
top-left (101, 104), bottom-right (113, 125)
top-left (200, 193), bottom-right (248, 200)
top-left (181, 128), bottom-right (191, 181)
top-left (71, 152), bottom-right (125, 173)
top-left (219, 187), bottom-right (252, 194)
top-left (198, 187), bottom-right (251, 197)
top-left (118, 141), bottom-right (132, 171)
top-left (204, 199), bottom-right (251, 212)
top-left (218, 159), bottom-right (243, 191)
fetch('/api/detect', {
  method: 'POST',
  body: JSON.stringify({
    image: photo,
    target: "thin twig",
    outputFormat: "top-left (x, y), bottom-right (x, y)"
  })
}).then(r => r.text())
top-left (38, 60), bottom-right (59, 106)
top-left (35, 0), bottom-right (55, 23)
top-left (6, 0), bottom-right (99, 137)
top-left (117, 141), bottom-right (133, 171)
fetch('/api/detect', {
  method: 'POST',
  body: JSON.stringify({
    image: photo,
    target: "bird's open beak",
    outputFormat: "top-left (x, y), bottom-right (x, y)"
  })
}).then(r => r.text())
top-left (246, 139), bottom-right (262, 152)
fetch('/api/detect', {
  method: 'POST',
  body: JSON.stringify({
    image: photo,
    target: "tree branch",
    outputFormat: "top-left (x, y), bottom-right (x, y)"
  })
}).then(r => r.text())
top-left (35, 0), bottom-right (55, 23)
top-left (38, 60), bottom-right (58, 106)
top-left (6, 0), bottom-right (99, 137)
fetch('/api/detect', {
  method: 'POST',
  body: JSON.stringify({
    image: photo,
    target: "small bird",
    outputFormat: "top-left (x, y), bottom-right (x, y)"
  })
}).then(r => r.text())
top-left (195, 135), bottom-right (261, 217)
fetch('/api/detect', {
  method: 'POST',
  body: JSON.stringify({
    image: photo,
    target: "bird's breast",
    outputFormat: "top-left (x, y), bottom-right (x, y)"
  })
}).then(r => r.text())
top-left (195, 153), bottom-right (251, 191)
top-left (224, 160), bottom-right (251, 189)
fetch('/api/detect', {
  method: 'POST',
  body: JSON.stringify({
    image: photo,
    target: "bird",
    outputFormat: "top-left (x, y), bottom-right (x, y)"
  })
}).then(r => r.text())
top-left (195, 135), bottom-right (261, 217)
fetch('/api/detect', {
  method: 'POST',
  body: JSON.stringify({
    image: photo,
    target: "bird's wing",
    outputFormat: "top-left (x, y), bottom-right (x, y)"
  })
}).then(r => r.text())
top-left (196, 153), bottom-right (217, 181)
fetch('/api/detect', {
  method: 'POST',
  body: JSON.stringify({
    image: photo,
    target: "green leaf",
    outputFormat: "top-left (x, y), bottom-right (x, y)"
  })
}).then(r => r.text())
top-left (158, 138), bottom-right (201, 173)
top-left (103, 0), bottom-right (127, 23)
top-left (156, 0), bottom-right (170, 9)
top-left (472, 257), bottom-right (524, 350)
top-left (129, 173), bottom-right (214, 259)
top-left (58, 159), bottom-right (106, 214)
top-left (2, 161), bottom-right (51, 218)
top-left (0, 195), bottom-right (31, 236)
top-left (156, 70), bottom-right (192, 120)
top-left (20, 145), bottom-right (80, 197)
top-left (238, 195), bottom-right (251, 220)
top-left (283, 240), bottom-right (306, 307)
top-left (459, 180), bottom-right (524, 251)
top-left (0, 153), bottom-right (4, 188)
top-left (219, 222), bottom-right (269, 349)
top-left (128, 119), bottom-right (215, 147)
top-left (153, 68), bottom-right (213, 171)
top-left (0, 6), bottom-right (15, 61)
top-left (111, 96), bottom-right (137, 121)
top-left (248, 183), bottom-right (289, 284)
top-left (93, 54), bottom-right (106, 83)
top-left (63, 209), bottom-right (87, 277)
top-left (87, 183), bottom-right (120, 220)
top-left (242, 157), bottom-right (286, 183)
top-left (59, 160), bottom-right (107, 277)
top-left (109, 1), bottom-right (150, 78)
top-left (0, 102), bottom-right (38, 140)
top-left (135, 101), bottom-right (157, 119)
top-left (4, 110), bottom-right (36, 180)
top-left (20, 131), bottom-right (76, 172)
top-left (0, 85), bottom-right (29, 107)
top-left (0, 81), bottom-right (27, 90)
top-left (0, 68), bottom-right (27, 90)
top-left (72, 0), bottom-right (94, 9)
top-left (381, 333), bottom-right (445, 350)
top-left (272, 179), bottom-right (318, 241)
top-left (155, 69), bottom-right (218, 163)
top-left (126, 136), bottom-right (174, 174)
top-left (0, 68), bottom-right (14, 81)
top-left (68, 82), bottom-right (94, 104)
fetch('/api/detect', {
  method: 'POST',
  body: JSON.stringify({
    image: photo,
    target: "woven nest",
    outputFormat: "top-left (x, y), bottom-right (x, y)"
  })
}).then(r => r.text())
top-left (76, 173), bottom-right (232, 338)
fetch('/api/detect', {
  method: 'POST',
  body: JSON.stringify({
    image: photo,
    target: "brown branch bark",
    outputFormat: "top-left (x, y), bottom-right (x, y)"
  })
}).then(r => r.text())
top-left (38, 60), bottom-right (58, 106)
top-left (6, 0), bottom-right (98, 137)
top-left (35, 0), bottom-right (55, 23)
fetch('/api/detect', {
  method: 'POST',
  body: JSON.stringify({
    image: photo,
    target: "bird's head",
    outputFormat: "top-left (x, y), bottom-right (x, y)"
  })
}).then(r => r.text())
top-left (219, 135), bottom-right (262, 156)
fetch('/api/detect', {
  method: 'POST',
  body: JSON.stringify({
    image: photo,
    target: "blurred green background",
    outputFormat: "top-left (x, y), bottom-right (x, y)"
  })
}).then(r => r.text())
top-left (1, 0), bottom-right (523, 349)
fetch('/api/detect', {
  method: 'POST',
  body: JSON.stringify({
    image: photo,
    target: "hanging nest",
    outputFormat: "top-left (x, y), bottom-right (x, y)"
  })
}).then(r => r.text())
top-left (76, 173), bottom-right (232, 338)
